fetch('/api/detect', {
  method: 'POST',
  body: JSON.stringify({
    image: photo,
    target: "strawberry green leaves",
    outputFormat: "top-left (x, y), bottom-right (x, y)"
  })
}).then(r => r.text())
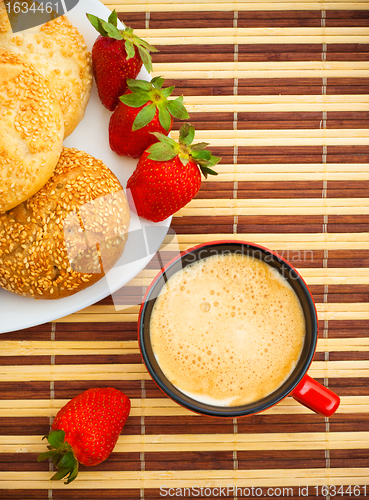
top-left (119, 77), bottom-right (189, 132)
top-left (134, 103), bottom-right (157, 130)
top-left (157, 102), bottom-right (172, 132)
top-left (86, 10), bottom-right (158, 73)
top-left (179, 122), bottom-right (195, 146)
top-left (147, 123), bottom-right (221, 178)
top-left (86, 11), bottom-right (123, 40)
top-left (38, 430), bottom-right (79, 485)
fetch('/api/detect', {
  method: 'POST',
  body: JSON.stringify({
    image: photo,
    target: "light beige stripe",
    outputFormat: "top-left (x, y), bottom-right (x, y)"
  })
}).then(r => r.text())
top-left (54, 313), bottom-right (139, 323)
top-left (110, 2), bottom-right (369, 12)
top-left (184, 198), bottom-right (369, 207)
top-left (0, 364), bottom-right (150, 382)
top-left (2, 468), bottom-right (369, 489)
top-left (167, 233), bottom-right (369, 250)
top-left (59, 311), bottom-right (369, 323)
top-left (187, 94), bottom-right (369, 104)
top-left (148, 35), bottom-right (369, 45)
top-left (173, 233), bottom-right (369, 243)
top-left (0, 360), bottom-right (367, 381)
top-left (60, 301), bottom-right (369, 321)
top-left (110, 0), bottom-right (369, 5)
top-left (135, 27), bottom-right (369, 45)
top-left (200, 163), bottom-right (369, 181)
top-left (183, 94), bottom-right (369, 113)
top-left (174, 128), bottom-right (369, 138)
top-left (169, 129), bottom-right (369, 147)
top-left (162, 243), bottom-right (369, 251)
top-left (152, 61), bottom-right (369, 79)
top-left (0, 335), bottom-right (368, 356)
top-left (177, 198), bottom-right (369, 216)
top-left (0, 395), bottom-right (366, 418)
top-left (138, 27), bottom-right (369, 37)
top-left (219, 164), bottom-right (369, 172)
top-left (157, 62), bottom-right (369, 71)
top-left (4, 432), bottom-right (369, 453)
top-left (214, 172), bottom-right (369, 181)
top-left (0, 340), bottom-right (140, 356)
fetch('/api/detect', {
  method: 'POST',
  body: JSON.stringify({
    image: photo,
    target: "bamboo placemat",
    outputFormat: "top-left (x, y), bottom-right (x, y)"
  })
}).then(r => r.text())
top-left (1, 0), bottom-right (369, 498)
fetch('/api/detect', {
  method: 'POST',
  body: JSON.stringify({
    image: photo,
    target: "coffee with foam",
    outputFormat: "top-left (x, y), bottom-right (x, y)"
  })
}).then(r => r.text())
top-left (150, 253), bottom-right (305, 407)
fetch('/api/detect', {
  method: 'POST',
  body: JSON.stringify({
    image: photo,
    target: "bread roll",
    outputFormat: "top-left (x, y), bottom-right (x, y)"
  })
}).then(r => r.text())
top-left (0, 15), bottom-right (93, 138)
top-left (0, 49), bottom-right (64, 214)
top-left (0, 1), bottom-right (10, 33)
top-left (0, 148), bottom-right (131, 300)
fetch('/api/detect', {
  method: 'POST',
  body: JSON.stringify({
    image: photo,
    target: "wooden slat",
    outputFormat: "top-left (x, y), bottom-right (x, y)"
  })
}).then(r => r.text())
top-left (5, 431), bottom-right (369, 452)
top-left (0, 395), bottom-right (367, 417)
top-left (111, 2), bottom-right (369, 12)
top-left (0, 336), bottom-right (369, 356)
top-left (152, 61), bottom-right (369, 79)
top-left (2, 468), bottom-right (369, 489)
top-left (135, 26), bottom-right (369, 44)
top-left (1, 0), bottom-right (368, 496)
top-left (0, 360), bottom-right (367, 381)
top-left (169, 128), bottom-right (369, 147)
top-left (177, 199), bottom-right (369, 216)
top-left (182, 94), bottom-right (369, 112)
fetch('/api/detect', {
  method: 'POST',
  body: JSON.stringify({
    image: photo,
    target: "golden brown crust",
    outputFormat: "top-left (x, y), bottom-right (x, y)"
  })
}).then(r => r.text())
top-left (0, 49), bottom-right (64, 214)
top-left (0, 1), bottom-right (10, 33)
top-left (0, 148), bottom-right (131, 300)
top-left (0, 15), bottom-right (93, 138)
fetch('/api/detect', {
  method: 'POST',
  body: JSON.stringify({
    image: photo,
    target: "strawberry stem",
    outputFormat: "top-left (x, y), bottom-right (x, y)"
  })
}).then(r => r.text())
top-left (86, 11), bottom-right (158, 74)
top-left (38, 430), bottom-right (79, 485)
top-left (119, 77), bottom-right (189, 132)
top-left (148, 124), bottom-right (221, 178)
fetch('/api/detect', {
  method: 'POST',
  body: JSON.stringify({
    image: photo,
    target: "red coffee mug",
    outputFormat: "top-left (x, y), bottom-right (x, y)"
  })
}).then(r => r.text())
top-left (138, 241), bottom-right (340, 418)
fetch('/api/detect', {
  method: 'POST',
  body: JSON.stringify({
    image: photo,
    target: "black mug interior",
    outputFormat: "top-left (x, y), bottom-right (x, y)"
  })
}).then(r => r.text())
top-left (139, 241), bottom-right (318, 418)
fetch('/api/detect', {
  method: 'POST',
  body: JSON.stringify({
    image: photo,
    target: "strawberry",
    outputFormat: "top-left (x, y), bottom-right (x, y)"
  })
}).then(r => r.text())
top-left (109, 76), bottom-right (189, 159)
top-left (87, 10), bottom-right (157, 111)
top-left (38, 387), bottom-right (131, 484)
top-left (127, 124), bottom-right (220, 222)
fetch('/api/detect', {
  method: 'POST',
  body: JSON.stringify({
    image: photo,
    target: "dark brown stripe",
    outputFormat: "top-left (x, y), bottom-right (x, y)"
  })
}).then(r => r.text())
top-left (154, 46), bottom-right (324, 64)
top-left (0, 323), bottom-right (52, 341)
top-left (0, 356), bottom-right (51, 366)
top-left (0, 418), bottom-right (49, 435)
top-left (170, 78), bottom-right (324, 96)
top-left (0, 492), bottom-right (49, 500)
top-left (55, 323), bottom-right (137, 341)
top-left (0, 382), bottom-right (50, 400)
top-left (145, 496), bottom-right (327, 500)
top-left (53, 491), bottom-right (141, 499)
top-left (328, 378), bottom-right (369, 394)
top-left (330, 352), bottom-right (369, 361)
top-left (327, 50), bottom-right (369, 62)
top-left (173, 113), bottom-right (326, 130)
top-left (327, 10), bottom-right (369, 27)
top-left (54, 381), bottom-right (144, 400)
top-left (54, 354), bottom-right (143, 365)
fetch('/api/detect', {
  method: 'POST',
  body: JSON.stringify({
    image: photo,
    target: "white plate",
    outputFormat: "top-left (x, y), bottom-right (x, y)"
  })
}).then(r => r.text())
top-left (0, 0), bottom-right (171, 334)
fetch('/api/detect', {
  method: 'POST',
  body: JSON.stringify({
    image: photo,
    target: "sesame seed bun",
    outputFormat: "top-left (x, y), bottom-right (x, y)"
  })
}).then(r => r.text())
top-left (0, 50), bottom-right (64, 214)
top-left (0, 15), bottom-right (93, 138)
top-left (0, 148), bottom-right (131, 300)
top-left (0, 1), bottom-right (10, 33)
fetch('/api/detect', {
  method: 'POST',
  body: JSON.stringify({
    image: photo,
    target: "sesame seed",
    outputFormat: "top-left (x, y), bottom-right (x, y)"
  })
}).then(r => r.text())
top-left (0, 148), bottom-right (130, 299)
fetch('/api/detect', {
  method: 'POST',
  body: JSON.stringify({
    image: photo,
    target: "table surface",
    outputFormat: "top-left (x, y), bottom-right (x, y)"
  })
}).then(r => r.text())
top-left (1, 0), bottom-right (369, 498)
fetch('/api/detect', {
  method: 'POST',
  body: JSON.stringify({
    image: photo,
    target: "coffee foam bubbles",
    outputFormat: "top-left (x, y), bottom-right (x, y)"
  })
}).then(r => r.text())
top-left (150, 253), bottom-right (305, 407)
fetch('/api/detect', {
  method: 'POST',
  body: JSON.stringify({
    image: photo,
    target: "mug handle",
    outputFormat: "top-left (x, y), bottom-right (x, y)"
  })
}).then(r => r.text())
top-left (291, 374), bottom-right (340, 417)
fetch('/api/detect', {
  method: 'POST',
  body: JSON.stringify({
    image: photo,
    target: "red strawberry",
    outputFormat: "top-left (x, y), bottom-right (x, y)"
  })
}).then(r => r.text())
top-left (127, 124), bottom-right (220, 222)
top-left (87, 10), bottom-right (157, 111)
top-left (109, 76), bottom-right (189, 158)
top-left (38, 387), bottom-right (131, 484)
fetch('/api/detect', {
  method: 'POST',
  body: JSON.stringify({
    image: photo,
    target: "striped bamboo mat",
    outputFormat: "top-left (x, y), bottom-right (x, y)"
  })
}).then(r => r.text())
top-left (1, 0), bottom-right (369, 498)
